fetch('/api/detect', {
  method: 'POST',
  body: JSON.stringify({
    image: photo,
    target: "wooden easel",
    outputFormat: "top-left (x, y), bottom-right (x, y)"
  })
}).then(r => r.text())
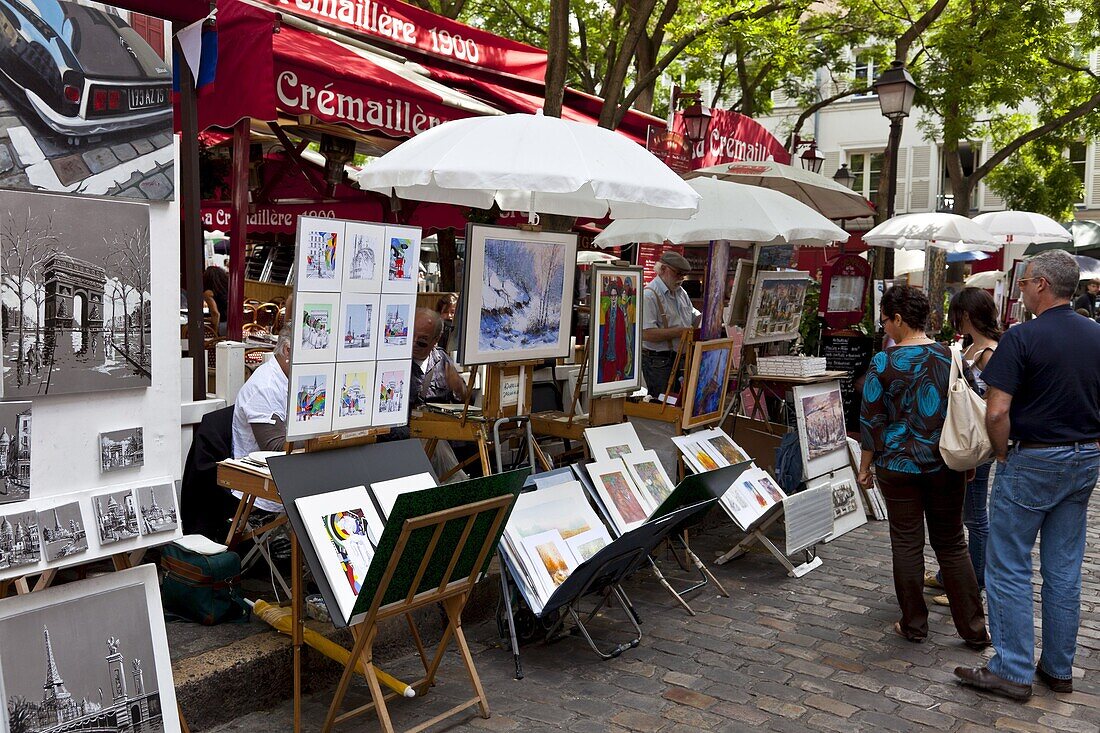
top-left (322, 493), bottom-right (515, 732)
top-left (0, 552), bottom-right (191, 733)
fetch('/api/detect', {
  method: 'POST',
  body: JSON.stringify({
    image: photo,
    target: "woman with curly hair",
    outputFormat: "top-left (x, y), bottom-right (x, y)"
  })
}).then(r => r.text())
top-left (858, 285), bottom-right (989, 648)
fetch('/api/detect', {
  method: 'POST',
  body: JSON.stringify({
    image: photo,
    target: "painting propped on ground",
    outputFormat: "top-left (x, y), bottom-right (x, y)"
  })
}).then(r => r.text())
top-left (1, 190), bottom-right (151, 398)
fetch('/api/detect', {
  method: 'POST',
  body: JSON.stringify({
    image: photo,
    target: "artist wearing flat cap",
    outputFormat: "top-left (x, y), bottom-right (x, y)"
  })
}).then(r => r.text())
top-left (641, 250), bottom-right (700, 399)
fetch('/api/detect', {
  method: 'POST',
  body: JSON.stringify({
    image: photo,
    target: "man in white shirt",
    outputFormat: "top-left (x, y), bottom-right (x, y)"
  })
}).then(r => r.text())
top-left (231, 326), bottom-right (291, 511)
top-left (641, 251), bottom-right (700, 398)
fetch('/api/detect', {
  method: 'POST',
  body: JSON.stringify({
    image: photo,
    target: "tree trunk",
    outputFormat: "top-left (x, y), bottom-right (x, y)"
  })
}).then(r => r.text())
top-left (543, 0), bottom-right (569, 118)
top-left (633, 35), bottom-right (657, 114)
top-left (598, 0), bottom-right (659, 129)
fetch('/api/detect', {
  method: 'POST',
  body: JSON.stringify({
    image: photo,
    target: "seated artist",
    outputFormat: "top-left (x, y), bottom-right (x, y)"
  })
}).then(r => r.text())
top-left (230, 325), bottom-right (291, 514)
top-left (411, 308), bottom-right (473, 480)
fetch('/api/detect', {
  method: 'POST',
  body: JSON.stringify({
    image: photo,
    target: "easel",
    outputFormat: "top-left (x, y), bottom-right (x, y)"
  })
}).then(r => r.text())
top-left (320, 489), bottom-right (519, 732)
top-left (0, 551), bottom-right (192, 733)
top-left (413, 361), bottom-right (553, 478)
top-left (714, 485), bottom-right (830, 578)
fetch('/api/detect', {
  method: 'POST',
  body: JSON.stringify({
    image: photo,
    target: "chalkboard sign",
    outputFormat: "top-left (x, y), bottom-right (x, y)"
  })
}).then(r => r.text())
top-left (821, 333), bottom-right (874, 431)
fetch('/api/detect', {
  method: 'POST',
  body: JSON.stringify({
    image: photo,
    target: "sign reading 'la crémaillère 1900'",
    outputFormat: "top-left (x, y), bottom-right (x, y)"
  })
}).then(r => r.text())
top-left (256, 0), bottom-right (548, 81)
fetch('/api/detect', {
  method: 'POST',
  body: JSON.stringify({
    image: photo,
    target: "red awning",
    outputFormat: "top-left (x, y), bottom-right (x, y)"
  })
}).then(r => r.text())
top-left (199, 1), bottom-right (497, 135)
top-left (120, 1), bottom-right (210, 23)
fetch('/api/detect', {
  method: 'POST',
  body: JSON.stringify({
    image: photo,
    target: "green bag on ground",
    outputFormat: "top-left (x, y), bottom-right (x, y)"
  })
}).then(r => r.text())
top-left (160, 543), bottom-right (250, 625)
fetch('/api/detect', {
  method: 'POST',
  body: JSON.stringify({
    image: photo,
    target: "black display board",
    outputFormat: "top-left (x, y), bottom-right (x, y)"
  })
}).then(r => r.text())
top-left (820, 333), bottom-right (874, 431)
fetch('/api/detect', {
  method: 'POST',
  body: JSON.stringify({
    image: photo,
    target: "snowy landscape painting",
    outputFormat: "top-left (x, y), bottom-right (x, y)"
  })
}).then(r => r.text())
top-left (460, 225), bottom-right (577, 365)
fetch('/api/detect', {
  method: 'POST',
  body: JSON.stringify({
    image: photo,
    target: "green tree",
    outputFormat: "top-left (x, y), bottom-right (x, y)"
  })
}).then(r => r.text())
top-left (985, 126), bottom-right (1085, 221)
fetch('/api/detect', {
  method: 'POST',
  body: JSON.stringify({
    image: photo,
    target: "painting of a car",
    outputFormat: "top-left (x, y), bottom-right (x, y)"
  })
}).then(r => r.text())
top-left (0, 0), bottom-right (171, 139)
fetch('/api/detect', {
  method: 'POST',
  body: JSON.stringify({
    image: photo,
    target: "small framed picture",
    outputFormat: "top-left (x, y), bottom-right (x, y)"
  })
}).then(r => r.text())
top-left (332, 361), bottom-right (376, 432)
top-left (342, 222), bottom-right (386, 293)
top-left (336, 293), bottom-right (380, 362)
top-left (372, 360), bottom-right (413, 427)
top-left (295, 217), bottom-right (345, 292)
top-left (792, 380), bottom-right (849, 478)
top-left (91, 489), bottom-right (140, 545)
top-left (292, 292), bottom-right (341, 364)
top-left (588, 265), bottom-right (643, 398)
top-left (376, 294), bottom-right (416, 361)
top-left (287, 364), bottom-right (336, 439)
top-left (136, 482), bottom-right (179, 535)
top-left (382, 225), bottom-right (421, 294)
top-left (99, 427), bottom-right (144, 473)
top-left (682, 338), bottom-right (735, 429)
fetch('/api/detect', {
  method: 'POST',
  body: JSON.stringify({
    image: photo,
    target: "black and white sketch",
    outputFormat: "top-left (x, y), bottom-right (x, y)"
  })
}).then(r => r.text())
top-left (136, 484), bottom-right (177, 536)
top-left (0, 509), bottom-right (40, 570)
top-left (92, 490), bottom-right (139, 545)
top-left (0, 1), bottom-right (175, 200)
top-left (0, 568), bottom-right (178, 733)
top-left (99, 428), bottom-right (144, 473)
top-left (36, 502), bottom-right (88, 563)
top-left (1, 190), bottom-right (152, 398)
top-left (0, 402), bottom-right (31, 505)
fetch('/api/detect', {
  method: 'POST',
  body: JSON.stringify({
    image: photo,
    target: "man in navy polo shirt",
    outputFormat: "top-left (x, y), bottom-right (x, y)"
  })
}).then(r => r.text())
top-left (955, 250), bottom-right (1100, 701)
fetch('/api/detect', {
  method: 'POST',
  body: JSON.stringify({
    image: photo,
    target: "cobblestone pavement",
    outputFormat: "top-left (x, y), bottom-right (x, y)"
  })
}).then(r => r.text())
top-left (207, 496), bottom-right (1100, 732)
top-left (0, 97), bottom-right (173, 199)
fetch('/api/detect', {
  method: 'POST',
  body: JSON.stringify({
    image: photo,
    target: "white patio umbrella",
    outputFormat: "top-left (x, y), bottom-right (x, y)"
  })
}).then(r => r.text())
top-left (964, 270), bottom-right (1006, 289)
top-left (352, 111), bottom-right (700, 221)
top-left (685, 160), bottom-right (875, 220)
top-left (592, 177), bottom-right (848, 248)
top-left (576, 251), bottom-right (620, 264)
top-left (972, 210), bottom-right (1072, 245)
top-left (863, 213), bottom-right (1000, 252)
top-left (1075, 255), bottom-right (1100, 280)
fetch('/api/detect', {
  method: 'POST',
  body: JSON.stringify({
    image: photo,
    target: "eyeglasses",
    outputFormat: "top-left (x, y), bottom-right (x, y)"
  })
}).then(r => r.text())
top-left (1016, 276), bottom-right (1043, 288)
top-left (879, 314), bottom-right (892, 326)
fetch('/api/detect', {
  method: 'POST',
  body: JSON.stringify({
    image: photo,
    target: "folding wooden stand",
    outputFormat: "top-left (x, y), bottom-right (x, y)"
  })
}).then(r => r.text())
top-left (0, 552), bottom-right (191, 733)
top-left (714, 504), bottom-right (823, 577)
top-left (322, 493), bottom-right (515, 733)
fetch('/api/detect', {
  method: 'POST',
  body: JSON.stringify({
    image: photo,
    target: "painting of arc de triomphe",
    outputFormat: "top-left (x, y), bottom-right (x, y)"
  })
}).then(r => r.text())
top-left (1, 190), bottom-right (151, 398)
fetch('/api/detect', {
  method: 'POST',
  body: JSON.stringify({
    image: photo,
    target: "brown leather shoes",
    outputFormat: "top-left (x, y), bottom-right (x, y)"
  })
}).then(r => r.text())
top-left (954, 666), bottom-right (1032, 701)
top-left (1035, 665), bottom-right (1073, 693)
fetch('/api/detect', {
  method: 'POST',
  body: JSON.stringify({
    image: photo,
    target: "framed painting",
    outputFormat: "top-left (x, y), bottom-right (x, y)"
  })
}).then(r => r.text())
top-left (37, 501), bottom-right (88, 562)
top-left (1, 191), bottom-right (152, 398)
top-left (336, 292), bottom-right (380, 362)
top-left (682, 338), bottom-right (734, 429)
top-left (136, 483), bottom-right (179, 536)
top-left (743, 271), bottom-right (811, 344)
top-left (0, 402), bottom-right (31, 505)
top-left (286, 363), bottom-right (336, 440)
top-left (372, 360), bottom-right (413, 427)
top-left (292, 292), bottom-right (340, 364)
top-left (588, 265), bottom-right (643, 397)
top-left (99, 427), bottom-right (144, 473)
top-left (341, 222), bottom-right (386, 293)
top-left (332, 361), bottom-right (376, 432)
top-left (0, 0), bottom-right (174, 200)
top-left (792, 380), bottom-right (849, 478)
top-left (0, 565), bottom-right (181, 733)
top-left (0, 508), bottom-right (40, 571)
top-left (295, 217), bottom-right (345, 292)
top-left (376, 294), bottom-right (416, 361)
top-left (91, 489), bottom-right (139, 545)
top-left (724, 258), bottom-right (755, 326)
top-left (808, 467), bottom-right (867, 543)
top-left (460, 224), bottom-right (578, 365)
top-left (382, 226), bottom-right (421, 294)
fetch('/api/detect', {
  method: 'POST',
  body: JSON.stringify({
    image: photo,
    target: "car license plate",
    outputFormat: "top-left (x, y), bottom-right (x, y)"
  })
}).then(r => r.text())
top-left (129, 87), bottom-right (166, 110)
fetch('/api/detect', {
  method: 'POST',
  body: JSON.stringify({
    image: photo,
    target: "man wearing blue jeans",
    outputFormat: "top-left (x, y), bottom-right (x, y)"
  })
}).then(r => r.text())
top-left (955, 250), bottom-right (1100, 701)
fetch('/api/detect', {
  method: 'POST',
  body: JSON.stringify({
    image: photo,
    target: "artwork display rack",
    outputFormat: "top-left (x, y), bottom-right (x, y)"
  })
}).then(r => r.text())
top-left (0, 550), bottom-right (192, 732)
top-left (713, 500), bottom-right (825, 578)
top-left (499, 495), bottom-right (715, 672)
top-left (265, 442), bottom-right (525, 733)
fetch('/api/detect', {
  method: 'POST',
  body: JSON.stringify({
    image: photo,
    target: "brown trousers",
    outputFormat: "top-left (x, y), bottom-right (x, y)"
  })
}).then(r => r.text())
top-left (877, 465), bottom-right (987, 642)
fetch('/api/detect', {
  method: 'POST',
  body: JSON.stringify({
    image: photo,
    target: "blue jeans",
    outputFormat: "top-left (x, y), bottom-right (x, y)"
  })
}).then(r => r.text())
top-left (985, 443), bottom-right (1099, 685)
top-left (937, 459), bottom-right (991, 589)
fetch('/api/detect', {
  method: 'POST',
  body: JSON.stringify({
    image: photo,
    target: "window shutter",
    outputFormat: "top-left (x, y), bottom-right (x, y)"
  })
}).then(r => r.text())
top-left (1090, 141), bottom-right (1100, 208)
top-left (822, 151), bottom-right (840, 179)
top-left (978, 141), bottom-right (1006, 211)
top-left (893, 147), bottom-right (909, 215)
top-left (908, 145), bottom-right (933, 212)
top-left (771, 89), bottom-right (792, 107)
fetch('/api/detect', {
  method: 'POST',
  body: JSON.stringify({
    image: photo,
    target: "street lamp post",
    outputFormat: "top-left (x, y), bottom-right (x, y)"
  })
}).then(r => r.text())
top-left (790, 135), bottom-right (826, 174)
top-left (871, 60), bottom-right (918, 278)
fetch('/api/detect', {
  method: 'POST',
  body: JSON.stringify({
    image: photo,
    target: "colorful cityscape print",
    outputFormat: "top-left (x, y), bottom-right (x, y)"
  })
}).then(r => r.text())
top-left (296, 375), bottom-right (328, 422)
top-left (377, 370), bottom-right (406, 414)
top-left (339, 371), bottom-right (370, 418)
top-left (384, 304), bottom-right (409, 346)
top-left (306, 229), bottom-right (338, 279)
top-left (388, 237), bottom-right (413, 282)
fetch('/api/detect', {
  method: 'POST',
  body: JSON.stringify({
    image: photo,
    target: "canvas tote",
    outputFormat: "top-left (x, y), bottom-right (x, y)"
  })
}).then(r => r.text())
top-left (939, 345), bottom-right (993, 471)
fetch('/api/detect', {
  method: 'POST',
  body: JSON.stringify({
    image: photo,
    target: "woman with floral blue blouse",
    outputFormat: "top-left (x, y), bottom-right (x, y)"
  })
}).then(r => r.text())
top-left (858, 285), bottom-right (989, 648)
